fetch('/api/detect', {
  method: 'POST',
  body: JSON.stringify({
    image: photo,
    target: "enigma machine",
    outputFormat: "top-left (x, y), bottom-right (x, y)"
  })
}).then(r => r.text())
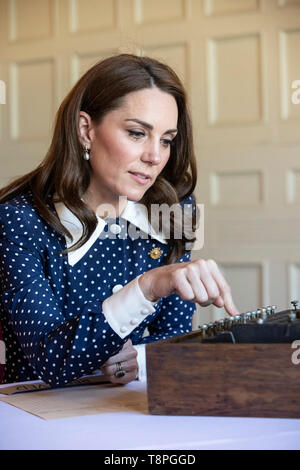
top-left (146, 302), bottom-right (300, 419)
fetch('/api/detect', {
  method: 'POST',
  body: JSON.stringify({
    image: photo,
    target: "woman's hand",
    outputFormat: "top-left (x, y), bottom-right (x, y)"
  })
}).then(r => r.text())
top-left (139, 259), bottom-right (239, 317)
top-left (100, 339), bottom-right (138, 385)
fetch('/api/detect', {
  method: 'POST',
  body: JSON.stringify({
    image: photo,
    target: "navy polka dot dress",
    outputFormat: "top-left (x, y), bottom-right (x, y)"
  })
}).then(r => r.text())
top-left (0, 191), bottom-right (196, 387)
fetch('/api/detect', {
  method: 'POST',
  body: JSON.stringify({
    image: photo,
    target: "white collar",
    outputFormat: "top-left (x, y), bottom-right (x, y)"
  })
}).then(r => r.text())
top-left (54, 200), bottom-right (167, 266)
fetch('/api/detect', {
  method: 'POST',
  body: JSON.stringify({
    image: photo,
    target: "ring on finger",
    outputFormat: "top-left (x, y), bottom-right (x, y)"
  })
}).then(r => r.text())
top-left (114, 361), bottom-right (126, 379)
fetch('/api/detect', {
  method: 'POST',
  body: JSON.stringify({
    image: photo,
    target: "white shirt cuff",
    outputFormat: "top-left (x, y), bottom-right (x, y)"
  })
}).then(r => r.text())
top-left (102, 275), bottom-right (157, 339)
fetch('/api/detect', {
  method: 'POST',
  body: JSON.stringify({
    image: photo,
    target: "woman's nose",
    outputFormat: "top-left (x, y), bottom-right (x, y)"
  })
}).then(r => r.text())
top-left (141, 139), bottom-right (161, 165)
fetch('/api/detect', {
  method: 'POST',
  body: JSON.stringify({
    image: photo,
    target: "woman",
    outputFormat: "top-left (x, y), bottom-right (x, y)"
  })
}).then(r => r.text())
top-left (0, 54), bottom-right (238, 387)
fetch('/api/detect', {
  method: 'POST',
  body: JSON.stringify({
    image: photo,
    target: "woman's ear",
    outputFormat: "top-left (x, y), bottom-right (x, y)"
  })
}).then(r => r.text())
top-left (78, 111), bottom-right (93, 147)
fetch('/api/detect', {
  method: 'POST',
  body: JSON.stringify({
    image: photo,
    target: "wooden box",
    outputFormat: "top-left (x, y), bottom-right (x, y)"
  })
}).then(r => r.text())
top-left (146, 329), bottom-right (300, 419)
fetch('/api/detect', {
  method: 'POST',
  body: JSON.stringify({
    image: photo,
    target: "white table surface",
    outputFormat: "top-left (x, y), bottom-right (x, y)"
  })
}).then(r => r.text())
top-left (1, 380), bottom-right (300, 450)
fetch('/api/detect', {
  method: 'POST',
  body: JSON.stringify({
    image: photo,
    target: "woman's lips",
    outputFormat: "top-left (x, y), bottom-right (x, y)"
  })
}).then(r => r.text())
top-left (129, 171), bottom-right (151, 185)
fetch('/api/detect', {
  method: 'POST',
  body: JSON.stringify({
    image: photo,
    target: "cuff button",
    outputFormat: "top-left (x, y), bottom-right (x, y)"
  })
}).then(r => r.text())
top-left (112, 284), bottom-right (123, 294)
top-left (141, 308), bottom-right (149, 316)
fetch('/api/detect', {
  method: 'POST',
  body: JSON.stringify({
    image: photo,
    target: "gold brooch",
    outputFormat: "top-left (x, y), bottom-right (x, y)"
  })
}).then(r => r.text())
top-left (149, 247), bottom-right (163, 259)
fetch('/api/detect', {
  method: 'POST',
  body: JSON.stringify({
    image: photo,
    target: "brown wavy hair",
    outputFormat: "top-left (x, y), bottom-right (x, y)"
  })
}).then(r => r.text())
top-left (0, 54), bottom-right (197, 264)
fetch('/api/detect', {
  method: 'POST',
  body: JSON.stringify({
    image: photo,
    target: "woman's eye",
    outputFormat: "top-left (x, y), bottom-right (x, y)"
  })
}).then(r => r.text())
top-left (128, 130), bottom-right (145, 139)
top-left (162, 139), bottom-right (173, 147)
top-left (128, 130), bottom-right (174, 148)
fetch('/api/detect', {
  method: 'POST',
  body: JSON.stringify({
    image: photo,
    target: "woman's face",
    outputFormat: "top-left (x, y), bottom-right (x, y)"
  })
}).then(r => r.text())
top-left (80, 87), bottom-right (178, 215)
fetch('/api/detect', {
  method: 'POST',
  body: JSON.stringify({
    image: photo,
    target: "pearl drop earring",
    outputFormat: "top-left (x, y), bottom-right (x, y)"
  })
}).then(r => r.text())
top-left (83, 145), bottom-right (90, 161)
